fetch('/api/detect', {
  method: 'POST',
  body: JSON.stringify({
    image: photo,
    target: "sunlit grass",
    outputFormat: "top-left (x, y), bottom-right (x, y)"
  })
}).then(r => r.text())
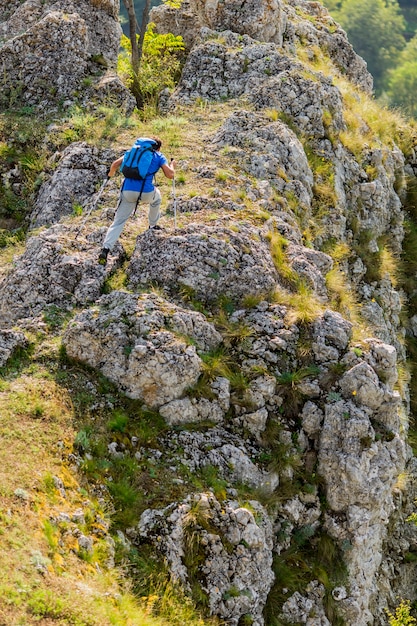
top-left (271, 283), bottom-right (323, 325)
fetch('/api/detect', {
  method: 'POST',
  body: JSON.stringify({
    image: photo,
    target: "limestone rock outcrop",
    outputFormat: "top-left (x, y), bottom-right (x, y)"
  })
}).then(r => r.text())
top-left (63, 291), bottom-right (222, 408)
top-left (151, 0), bottom-right (372, 91)
top-left (30, 143), bottom-right (116, 228)
top-left (136, 493), bottom-right (275, 626)
top-left (0, 225), bottom-right (124, 328)
top-left (0, 0), bottom-right (135, 112)
top-left (1, 0), bottom-right (417, 625)
top-left (127, 222), bottom-right (332, 305)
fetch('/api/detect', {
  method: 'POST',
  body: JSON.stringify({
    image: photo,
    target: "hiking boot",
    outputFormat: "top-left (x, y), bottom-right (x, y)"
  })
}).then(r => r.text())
top-left (98, 247), bottom-right (110, 265)
top-left (149, 224), bottom-right (163, 231)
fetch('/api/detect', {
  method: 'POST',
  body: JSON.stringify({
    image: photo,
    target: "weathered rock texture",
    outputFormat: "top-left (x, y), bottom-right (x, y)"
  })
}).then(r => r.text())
top-left (30, 143), bottom-right (116, 228)
top-left (1, 1), bottom-right (417, 626)
top-left (0, 225), bottom-right (124, 328)
top-left (63, 291), bottom-right (222, 408)
top-left (127, 222), bottom-right (332, 305)
top-left (0, 329), bottom-right (28, 367)
top-left (0, 0), bottom-right (135, 112)
top-left (137, 493), bottom-right (275, 626)
top-left (151, 0), bottom-right (372, 91)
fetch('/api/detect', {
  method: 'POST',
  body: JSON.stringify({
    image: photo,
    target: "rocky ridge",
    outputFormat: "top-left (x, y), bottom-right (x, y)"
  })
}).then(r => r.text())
top-left (1, 1), bottom-right (417, 625)
top-left (0, 0), bottom-right (135, 113)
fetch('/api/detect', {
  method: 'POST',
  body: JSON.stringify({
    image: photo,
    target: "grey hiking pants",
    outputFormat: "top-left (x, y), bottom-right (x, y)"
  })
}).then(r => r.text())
top-left (103, 187), bottom-right (161, 251)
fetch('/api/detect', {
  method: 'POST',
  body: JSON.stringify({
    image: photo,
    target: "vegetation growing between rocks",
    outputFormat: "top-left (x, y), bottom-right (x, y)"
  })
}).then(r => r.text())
top-left (1, 91), bottom-right (415, 624)
top-left (0, 335), bottom-right (220, 625)
top-left (3, 2), bottom-right (417, 624)
top-left (118, 25), bottom-right (185, 114)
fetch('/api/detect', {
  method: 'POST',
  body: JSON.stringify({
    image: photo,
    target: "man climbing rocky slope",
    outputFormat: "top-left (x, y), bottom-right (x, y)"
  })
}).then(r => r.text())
top-left (1, 1), bottom-right (417, 625)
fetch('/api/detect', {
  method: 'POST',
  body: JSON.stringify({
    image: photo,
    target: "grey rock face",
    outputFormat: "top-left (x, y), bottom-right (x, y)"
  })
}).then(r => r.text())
top-left (159, 378), bottom-right (229, 426)
top-left (0, 10), bottom-right (88, 108)
top-left (281, 581), bottom-right (331, 625)
top-left (63, 291), bottom-right (222, 408)
top-left (151, 0), bottom-right (372, 91)
top-left (312, 309), bottom-right (353, 363)
top-left (0, 0), bottom-right (132, 111)
top-left (0, 225), bottom-right (117, 327)
top-left (250, 70), bottom-right (345, 139)
top-left (162, 427), bottom-right (277, 491)
top-left (195, 0), bottom-right (287, 45)
top-left (318, 372), bottom-right (407, 626)
top-left (168, 30), bottom-right (293, 105)
top-left (127, 221), bottom-right (332, 306)
top-left (284, 0), bottom-right (372, 92)
top-left (127, 223), bottom-right (280, 304)
top-left (151, 0), bottom-right (287, 48)
top-left (31, 142), bottom-right (115, 228)
top-left (137, 492), bottom-right (274, 626)
top-left (213, 110), bottom-right (314, 210)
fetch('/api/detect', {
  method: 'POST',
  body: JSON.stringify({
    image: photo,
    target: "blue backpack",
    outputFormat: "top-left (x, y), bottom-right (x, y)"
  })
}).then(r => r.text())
top-left (120, 137), bottom-right (158, 181)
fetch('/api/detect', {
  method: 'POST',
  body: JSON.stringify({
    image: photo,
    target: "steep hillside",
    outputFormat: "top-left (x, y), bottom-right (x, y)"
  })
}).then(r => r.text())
top-left (1, 1), bottom-right (417, 626)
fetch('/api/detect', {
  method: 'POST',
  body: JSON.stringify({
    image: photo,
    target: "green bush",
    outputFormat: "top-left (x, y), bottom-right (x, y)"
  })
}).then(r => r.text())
top-left (118, 25), bottom-right (185, 112)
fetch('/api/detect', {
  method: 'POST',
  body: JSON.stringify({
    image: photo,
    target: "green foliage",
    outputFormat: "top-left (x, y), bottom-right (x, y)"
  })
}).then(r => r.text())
top-left (107, 408), bottom-right (129, 433)
top-left (386, 35), bottom-right (417, 116)
top-left (199, 465), bottom-right (228, 501)
top-left (27, 588), bottom-right (97, 624)
top-left (123, 543), bottom-right (216, 626)
top-left (386, 600), bottom-right (417, 626)
top-left (0, 111), bottom-right (48, 223)
top-left (0, 227), bottom-right (25, 248)
top-left (74, 428), bottom-right (92, 453)
top-left (27, 590), bottom-right (67, 620)
top-left (266, 231), bottom-right (299, 286)
top-left (200, 347), bottom-right (235, 381)
top-left (49, 105), bottom-right (135, 147)
top-left (214, 309), bottom-right (254, 346)
top-left (43, 519), bottom-right (60, 555)
top-left (42, 305), bottom-right (71, 331)
top-left (331, 0), bottom-right (406, 93)
top-left (276, 366), bottom-right (321, 388)
top-left (276, 366), bottom-right (321, 419)
top-left (118, 25), bottom-right (185, 112)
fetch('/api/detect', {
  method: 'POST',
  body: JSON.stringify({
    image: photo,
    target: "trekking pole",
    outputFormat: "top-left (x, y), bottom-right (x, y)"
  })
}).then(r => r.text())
top-left (74, 176), bottom-right (109, 240)
top-left (171, 159), bottom-right (177, 229)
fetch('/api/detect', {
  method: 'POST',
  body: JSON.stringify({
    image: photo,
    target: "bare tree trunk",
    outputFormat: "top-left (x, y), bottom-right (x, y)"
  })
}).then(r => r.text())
top-left (122, 0), bottom-right (140, 74)
top-left (138, 0), bottom-right (152, 67)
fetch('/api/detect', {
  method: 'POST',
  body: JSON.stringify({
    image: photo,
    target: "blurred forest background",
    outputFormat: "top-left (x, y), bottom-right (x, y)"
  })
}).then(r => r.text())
top-left (120, 0), bottom-right (417, 118)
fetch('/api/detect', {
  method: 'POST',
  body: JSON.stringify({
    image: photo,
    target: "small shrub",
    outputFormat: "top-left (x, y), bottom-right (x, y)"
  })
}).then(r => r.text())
top-left (214, 310), bottom-right (253, 346)
top-left (27, 590), bottom-right (66, 619)
top-left (215, 169), bottom-right (230, 182)
top-left (74, 428), bottom-right (92, 453)
top-left (266, 231), bottom-right (298, 286)
top-left (386, 600), bottom-right (416, 626)
top-left (107, 409), bottom-right (129, 433)
top-left (271, 284), bottom-right (323, 326)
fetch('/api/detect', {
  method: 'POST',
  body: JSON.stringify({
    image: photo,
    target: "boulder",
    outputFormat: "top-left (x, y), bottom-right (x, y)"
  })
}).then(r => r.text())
top-left (0, 225), bottom-right (120, 327)
top-left (62, 291), bottom-right (222, 407)
top-left (213, 110), bottom-right (314, 210)
top-left (127, 223), bottom-right (280, 305)
top-left (137, 492), bottom-right (275, 625)
top-left (0, 0), bottom-right (130, 110)
top-left (31, 143), bottom-right (115, 228)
